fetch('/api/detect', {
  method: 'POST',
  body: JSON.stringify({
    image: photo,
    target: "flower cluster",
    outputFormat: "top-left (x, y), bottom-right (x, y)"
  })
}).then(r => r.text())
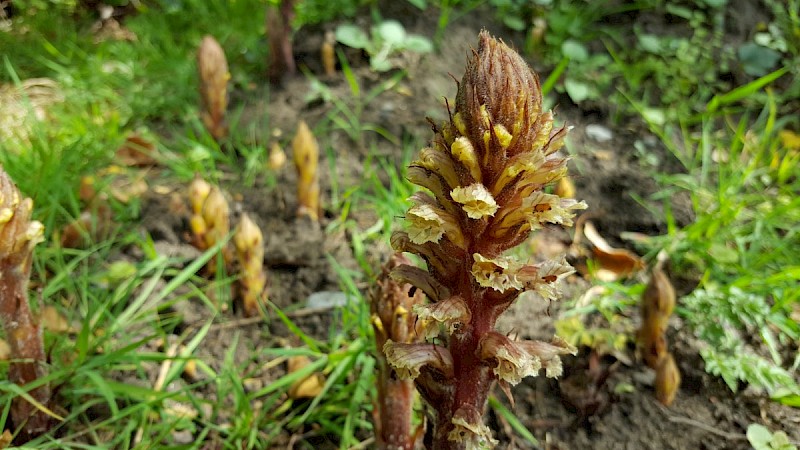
top-left (383, 31), bottom-right (585, 448)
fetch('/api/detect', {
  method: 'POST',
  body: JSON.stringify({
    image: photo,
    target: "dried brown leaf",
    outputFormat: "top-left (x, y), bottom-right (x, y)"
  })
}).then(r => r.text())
top-left (41, 306), bottom-right (72, 333)
top-left (583, 221), bottom-right (644, 281)
top-left (287, 355), bottom-right (325, 399)
top-left (60, 204), bottom-right (112, 249)
top-left (115, 134), bottom-right (158, 167)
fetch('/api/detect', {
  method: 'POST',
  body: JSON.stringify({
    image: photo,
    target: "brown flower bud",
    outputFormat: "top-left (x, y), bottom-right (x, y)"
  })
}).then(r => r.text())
top-left (197, 35), bottom-right (230, 141)
top-left (292, 120), bottom-right (321, 221)
top-left (655, 353), bottom-right (680, 406)
top-left (234, 214), bottom-right (267, 317)
top-left (455, 31), bottom-right (544, 171)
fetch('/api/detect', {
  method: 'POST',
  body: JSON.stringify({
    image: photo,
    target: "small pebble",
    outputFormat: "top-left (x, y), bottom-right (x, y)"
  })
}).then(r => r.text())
top-left (243, 377), bottom-right (263, 393)
top-left (306, 291), bottom-right (350, 309)
top-left (172, 430), bottom-right (194, 445)
top-left (586, 124), bottom-right (613, 143)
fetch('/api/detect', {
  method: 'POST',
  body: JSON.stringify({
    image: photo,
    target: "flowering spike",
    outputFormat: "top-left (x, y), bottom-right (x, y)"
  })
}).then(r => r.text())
top-left (385, 31), bottom-right (584, 448)
top-left (0, 167), bottom-right (51, 439)
top-left (197, 35), bottom-right (230, 141)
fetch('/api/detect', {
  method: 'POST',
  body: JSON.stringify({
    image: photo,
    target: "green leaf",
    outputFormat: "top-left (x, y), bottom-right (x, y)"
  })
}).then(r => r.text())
top-left (772, 390), bottom-right (800, 407)
top-left (708, 243), bottom-right (739, 264)
top-left (376, 20), bottom-right (407, 45)
top-left (403, 35), bottom-right (434, 53)
top-left (564, 78), bottom-right (591, 103)
top-left (561, 39), bottom-right (588, 61)
top-left (706, 67), bottom-right (787, 112)
top-left (503, 15), bottom-right (527, 31)
top-left (488, 396), bottom-right (539, 446)
top-left (738, 43), bottom-right (782, 77)
top-left (335, 24), bottom-right (370, 50)
top-left (638, 34), bottom-right (661, 53)
top-left (370, 55), bottom-right (393, 72)
top-left (747, 424), bottom-right (773, 449)
top-left (405, 0), bottom-right (427, 9)
top-left (641, 107), bottom-right (666, 126)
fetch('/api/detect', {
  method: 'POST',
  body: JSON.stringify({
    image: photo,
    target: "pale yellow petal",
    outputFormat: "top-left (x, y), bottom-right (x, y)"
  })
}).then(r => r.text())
top-left (413, 296), bottom-right (471, 340)
top-left (383, 340), bottom-right (454, 380)
top-left (471, 253), bottom-right (523, 292)
top-left (451, 136), bottom-right (482, 182)
top-left (448, 406), bottom-right (498, 449)
top-left (451, 183), bottom-right (498, 219)
top-left (478, 331), bottom-right (541, 385)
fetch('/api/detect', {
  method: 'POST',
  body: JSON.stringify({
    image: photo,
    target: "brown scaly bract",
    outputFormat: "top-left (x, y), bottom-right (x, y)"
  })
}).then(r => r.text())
top-left (384, 31), bottom-right (586, 449)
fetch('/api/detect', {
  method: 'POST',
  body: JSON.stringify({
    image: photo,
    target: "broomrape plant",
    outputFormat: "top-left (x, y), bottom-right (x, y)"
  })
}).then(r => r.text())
top-left (0, 167), bottom-right (50, 441)
top-left (383, 31), bottom-right (586, 449)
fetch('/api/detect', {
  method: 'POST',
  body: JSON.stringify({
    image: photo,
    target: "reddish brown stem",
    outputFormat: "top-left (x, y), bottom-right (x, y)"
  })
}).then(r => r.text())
top-left (375, 360), bottom-right (418, 449)
top-left (0, 260), bottom-right (51, 440)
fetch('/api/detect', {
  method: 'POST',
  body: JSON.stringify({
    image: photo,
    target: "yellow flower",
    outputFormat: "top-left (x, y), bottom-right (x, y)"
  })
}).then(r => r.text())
top-left (448, 406), bottom-right (499, 449)
top-left (450, 136), bottom-right (482, 182)
top-left (519, 335), bottom-right (577, 378)
top-left (451, 183), bottom-right (498, 219)
top-left (188, 177), bottom-right (212, 215)
top-left (0, 169), bottom-right (44, 266)
top-left (406, 203), bottom-right (446, 244)
top-left (470, 253), bottom-right (522, 292)
top-left (477, 332), bottom-right (541, 385)
top-left (405, 193), bottom-right (465, 248)
top-left (516, 257), bottom-right (575, 301)
top-left (413, 296), bottom-right (471, 340)
top-left (492, 150), bottom-right (545, 195)
top-left (415, 146), bottom-right (461, 192)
